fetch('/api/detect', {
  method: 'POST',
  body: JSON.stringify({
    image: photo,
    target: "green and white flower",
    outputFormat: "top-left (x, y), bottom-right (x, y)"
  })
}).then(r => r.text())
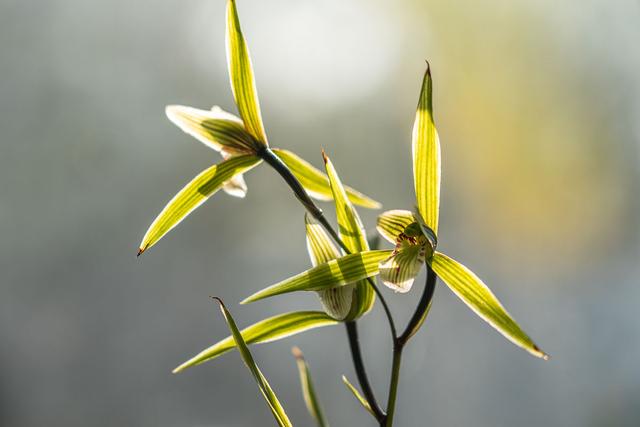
top-left (138, 0), bottom-right (379, 256)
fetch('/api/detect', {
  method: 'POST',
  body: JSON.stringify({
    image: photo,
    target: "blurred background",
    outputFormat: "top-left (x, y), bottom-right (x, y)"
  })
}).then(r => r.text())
top-left (2, 0), bottom-right (639, 425)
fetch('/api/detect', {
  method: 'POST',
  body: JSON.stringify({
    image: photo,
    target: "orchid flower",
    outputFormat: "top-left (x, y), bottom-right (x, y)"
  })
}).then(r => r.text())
top-left (242, 65), bottom-right (547, 359)
top-left (138, 0), bottom-right (379, 256)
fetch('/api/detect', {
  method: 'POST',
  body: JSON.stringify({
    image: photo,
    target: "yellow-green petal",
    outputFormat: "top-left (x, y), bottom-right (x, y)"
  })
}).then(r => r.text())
top-left (166, 105), bottom-right (257, 155)
top-left (212, 298), bottom-right (292, 427)
top-left (292, 347), bottom-right (330, 427)
top-left (305, 214), bottom-right (355, 320)
top-left (241, 250), bottom-right (392, 304)
top-left (226, 0), bottom-right (268, 145)
top-left (412, 64), bottom-right (441, 235)
top-left (323, 152), bottom-right (375, 319)
top-left (341, 375), bottom-right (375, 418)
top-left (376, 209), bottom-right (416, 244)
top-left (138, 155), bottom-right (261, 255)
top-left (378, 241), bottom-right (427, 293)
top-left (173, 311), bottom-right (337, 373)
top-left (430, 252), bottom-right (548, 359)
top-left (272, 148), bottom-right (381, 209)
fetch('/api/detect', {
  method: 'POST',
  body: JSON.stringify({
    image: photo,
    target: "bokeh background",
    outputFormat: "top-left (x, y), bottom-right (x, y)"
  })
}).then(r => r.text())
top-left (2, 0), bottom-right (639, 425)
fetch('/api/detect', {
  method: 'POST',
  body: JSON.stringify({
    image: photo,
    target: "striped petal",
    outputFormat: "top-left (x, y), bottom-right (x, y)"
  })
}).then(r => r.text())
top-left (412, 64), bottom-right (441, 235)
top-left (378, 242), bottom-right (426, 293)
top-left (305, 213), bottom-right (354, 320)
top-left (324, 152), bottom-right (375, 320)
top-left (430, 252), bottom-right (548, 359)
top-left (173, 311), bottom-right (337, 373)
top-left (376, 210), bottom-right (416, 244)
top-left (138, 155), bottom-right (261, 255)
top-left (378, 230), bottom-right (431, 293)
top-left (305, 213), bottom-right (341, 266)
top-left (166, 105), bottom-right (258, 155)
top-left (241, 250), bottom-right (392, 304)
top-left (226, 0), bottom-right (268, 145)
top-left (273, 149), bottom-right (381, 209)
top-left (220, 151), bottom-right (249, 198)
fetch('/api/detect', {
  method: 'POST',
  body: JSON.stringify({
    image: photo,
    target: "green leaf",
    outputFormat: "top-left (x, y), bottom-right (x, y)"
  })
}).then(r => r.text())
top-left (430, 252), bottom-right (548, 359)
top-left (241, 250), bottom-right (392, 304)
top-left (292, 347), bottom-right (330, 427)
top-left (376, 209), bottom-right (416, 244)
top-left (138, 155), bottom-right (261, 255)
top-left (341, 375), bottom-right (375, 418)
top-left (173, 311), bottom-right (338, 373)
top-left (272, 148), bottom-right (381, 209)
top-left (165, 105), bottom-right (258, 155)
top-left (323, 152), bottom-right (375, 319)
top-left (412, 63), bottom-right (441, 235)
top-left (226, 0), bottom-right (268, 145)
top-left (212, 297), bottom-right (292, 427)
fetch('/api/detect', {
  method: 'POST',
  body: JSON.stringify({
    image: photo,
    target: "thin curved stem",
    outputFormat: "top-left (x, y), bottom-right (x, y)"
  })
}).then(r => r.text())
top-left (399, 264), bottom-right (437, 345)
top-left (345, 321), bottom-right (385, 422)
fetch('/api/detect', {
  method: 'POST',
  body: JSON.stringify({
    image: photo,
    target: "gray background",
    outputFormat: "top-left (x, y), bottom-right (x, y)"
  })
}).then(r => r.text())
top-left (2, 0), bottom-right (640, 425)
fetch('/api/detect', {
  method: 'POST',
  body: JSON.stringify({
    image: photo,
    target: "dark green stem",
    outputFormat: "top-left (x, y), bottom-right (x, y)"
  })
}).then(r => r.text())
top-left (399, 264), bottom-right (437, 345)
top-left (384, 344), bottom-right (403, 427)
top-left (383, 266), bottom-right (437, 425)
top-left (345, 321), bottom-right (385, 422)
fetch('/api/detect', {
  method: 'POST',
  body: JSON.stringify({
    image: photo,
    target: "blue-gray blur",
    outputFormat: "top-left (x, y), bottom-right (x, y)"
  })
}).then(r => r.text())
top-left (1, 0), bottom-right (639, 425)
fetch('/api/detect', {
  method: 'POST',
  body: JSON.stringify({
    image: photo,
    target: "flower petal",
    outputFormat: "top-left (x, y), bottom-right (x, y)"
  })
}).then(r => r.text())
top-left (226, 0), bottom-right (268, 145)
top-left (138, 155), bottom-right (261, 255)
top-left (323, 152), bottom-right (375, 319)
top-left (241, 250), bottom-right (392, 304)
top-left (376, 209), bottom-right (416, 244)
top-left (378, 243), bottom-right (426, 293)
top-left (430, 252), bottom-right (548, 359)
top-left (412, 64), bottom-right (441, 235)
top-left (272, 149), bottom-right (381, 209)
top-left (212, 298), bottom-right (292, 427)
top-left (166, 105), bottom-right (257, 154)
top-left (292, 347), bottom-right (330, 427)
top-left (305, 213), bottom-right (341, 266)
top-left (222, 173), bottom-right (248, 198)
top-left (305, 214), bottom-right (357, 320)
top-left (173, 311), bottom-right (337, 373)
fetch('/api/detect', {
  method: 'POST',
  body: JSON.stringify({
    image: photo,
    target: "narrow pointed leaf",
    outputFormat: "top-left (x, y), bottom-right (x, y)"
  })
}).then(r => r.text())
top-left (292, 347), bottom-right (330, 427)
top-left (430, 252), bottom-right (548, 359)
top-left (241, 250), bottom-right (392, 304)
top-left (341, 375), bottom-right (375, 418)
top-left (166, 105), bottom-right (257, 154)
top-left (323, 152), bottom-right (374, 319)
top-left (138, 155), bottom-right (261, 254)
top-left (174, 311), bottom-right (338, 373)
top-left (212, 298), bottom-right (292, 427)
top-left (226, 0), bottom-right (268, 145)
top-left (273, 149), bottom-right (381, 209)
top-left (412, 64), bottom-right (441, 235)
top-left (376, 209), bottom-right (416, 244)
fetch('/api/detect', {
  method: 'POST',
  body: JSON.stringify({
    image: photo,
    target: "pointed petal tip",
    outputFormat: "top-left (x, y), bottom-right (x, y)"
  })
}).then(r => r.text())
top-left (291, 346), bottom-right (303, 360)
top-left (137, 247), bottom-right (146, 257)
top-left (424, 60), bottom-right (431, 75)
top-left (321, 149), bottom-right (329, 164)
top-left (534, 346), bottom-right (550, 361)
top-left (171, 366), bottom-right (183, 374)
